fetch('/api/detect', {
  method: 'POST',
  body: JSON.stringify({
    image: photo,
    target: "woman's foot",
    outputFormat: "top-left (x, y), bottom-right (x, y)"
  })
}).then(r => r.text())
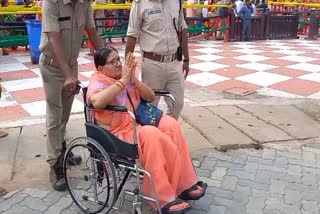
top-left (161, 199), bottom-right (191, 214)
top-left (178, 181), bottom-right (207, 201)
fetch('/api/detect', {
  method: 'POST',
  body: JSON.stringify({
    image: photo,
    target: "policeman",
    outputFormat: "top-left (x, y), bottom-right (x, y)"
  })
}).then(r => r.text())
top-left (125, 0), bottom-right (190, 118)
top-left (40, 0), bottom-right (103, 191)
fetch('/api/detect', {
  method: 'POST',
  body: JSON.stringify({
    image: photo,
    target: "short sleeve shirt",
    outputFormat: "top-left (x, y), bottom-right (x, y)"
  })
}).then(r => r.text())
top-left (127, 0), bottom-right (187, 55)
top-left (40, 0), bottom-right (95, 65)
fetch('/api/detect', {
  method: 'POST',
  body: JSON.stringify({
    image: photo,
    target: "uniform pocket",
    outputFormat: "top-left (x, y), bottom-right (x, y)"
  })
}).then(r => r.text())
top-left (144, 9), bottom-right (163, 32)
top-left (59, 20), bottom-right (71, 31)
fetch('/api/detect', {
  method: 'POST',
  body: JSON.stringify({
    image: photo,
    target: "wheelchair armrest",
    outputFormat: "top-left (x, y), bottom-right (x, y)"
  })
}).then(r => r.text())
top-left (104, 105), bottom-right (128, 112)
top-left (153, 89), bottom-right (170, 96)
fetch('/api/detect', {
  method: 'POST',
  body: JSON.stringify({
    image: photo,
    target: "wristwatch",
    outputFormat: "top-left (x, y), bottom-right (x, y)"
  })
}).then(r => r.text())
top-left (183, 59), bottom-right (189, 63)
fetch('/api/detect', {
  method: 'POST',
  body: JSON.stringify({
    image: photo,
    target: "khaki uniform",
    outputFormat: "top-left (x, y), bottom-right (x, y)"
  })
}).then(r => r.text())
top-left (39, 0), bottom-right (95, 166)
top-left (127, 0), bottom-right (187, 117)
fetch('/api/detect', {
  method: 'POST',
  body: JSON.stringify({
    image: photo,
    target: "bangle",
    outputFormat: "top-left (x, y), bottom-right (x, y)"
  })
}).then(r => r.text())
top-left (132, 80), bottom-right (139, 88)
top-left (114, 82), bottom-right (124, 90)
top-left (116, 80), bottom-right (125, 89)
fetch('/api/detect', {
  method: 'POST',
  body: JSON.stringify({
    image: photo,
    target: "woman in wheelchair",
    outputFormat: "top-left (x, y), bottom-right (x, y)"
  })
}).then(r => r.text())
top-left (87, 47), bottom-right (207, 214)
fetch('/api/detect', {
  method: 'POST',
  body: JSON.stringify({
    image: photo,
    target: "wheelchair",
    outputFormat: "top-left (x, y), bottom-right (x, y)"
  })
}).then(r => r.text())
top-left (63, 84), bottom-right (176, 214)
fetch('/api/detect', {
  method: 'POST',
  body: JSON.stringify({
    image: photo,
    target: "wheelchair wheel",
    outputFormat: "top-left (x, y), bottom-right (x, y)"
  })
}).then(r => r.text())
top-left (63, 137), bottom-right (117, 214)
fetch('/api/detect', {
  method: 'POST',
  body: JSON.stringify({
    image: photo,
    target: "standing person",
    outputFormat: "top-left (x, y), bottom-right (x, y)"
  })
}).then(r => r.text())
top-left (125, 0), bottom-right (190, 118)
top-left (239, 0), bottom-right (252, 41)
top-left (40, 0), bottom-right (103, 191)
top-left (234, 0), bottom-right (244, 16)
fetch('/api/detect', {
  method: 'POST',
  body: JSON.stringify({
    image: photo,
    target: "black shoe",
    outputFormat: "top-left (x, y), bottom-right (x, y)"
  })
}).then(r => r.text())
top-left (50, 156), bottom-right (66, 191)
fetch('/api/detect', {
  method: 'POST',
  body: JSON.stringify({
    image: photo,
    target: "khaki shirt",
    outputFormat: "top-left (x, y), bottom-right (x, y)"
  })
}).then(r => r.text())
top-left (127, 0), bottom-right (187, 55)
top-left (40, 0), bottom-right (95, 65)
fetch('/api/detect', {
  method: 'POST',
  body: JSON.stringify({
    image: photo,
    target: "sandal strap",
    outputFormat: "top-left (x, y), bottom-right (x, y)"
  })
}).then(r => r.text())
top-left (161, 198), bottom-right (189, 213)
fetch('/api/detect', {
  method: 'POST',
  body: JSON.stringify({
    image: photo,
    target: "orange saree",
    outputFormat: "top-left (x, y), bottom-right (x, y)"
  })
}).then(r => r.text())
top-left (87, 72), bottom-right (198, 208)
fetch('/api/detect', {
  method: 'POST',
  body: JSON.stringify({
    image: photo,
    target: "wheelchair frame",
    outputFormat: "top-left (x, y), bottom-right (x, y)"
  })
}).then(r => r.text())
top-left (63, 84), bottom-right (176, 214)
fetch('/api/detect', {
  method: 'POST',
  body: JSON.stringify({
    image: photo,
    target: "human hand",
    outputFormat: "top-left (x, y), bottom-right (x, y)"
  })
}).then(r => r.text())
top-left (121, 52), bottom-right (136, 85)
top-left (64, 75), bottom-right (78, 94)
top-left (183, 61), bottom-right (190, 79)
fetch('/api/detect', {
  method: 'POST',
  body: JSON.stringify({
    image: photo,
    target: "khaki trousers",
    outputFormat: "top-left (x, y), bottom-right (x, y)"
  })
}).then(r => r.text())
top-left (141, 58), bottom-right (184, 118)
top-left (39, 54), bottom-right (78, 166)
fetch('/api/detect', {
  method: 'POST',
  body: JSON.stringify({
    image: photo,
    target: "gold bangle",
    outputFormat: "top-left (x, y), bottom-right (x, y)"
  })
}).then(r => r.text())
top-left (117, 80), bottom-right (125, 89)
top-left (114, 82), bottom-right (124, 91)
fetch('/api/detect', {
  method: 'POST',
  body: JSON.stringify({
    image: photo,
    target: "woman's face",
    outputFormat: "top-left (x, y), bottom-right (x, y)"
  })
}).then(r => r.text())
top-left (98, 50), bottom-right (123, 80)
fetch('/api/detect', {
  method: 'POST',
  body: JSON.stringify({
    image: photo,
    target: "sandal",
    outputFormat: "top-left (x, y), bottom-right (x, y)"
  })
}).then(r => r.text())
top-left (161, 198), bottom-right (192, 214)
top-left (178, 181), bottom-right (207, 201)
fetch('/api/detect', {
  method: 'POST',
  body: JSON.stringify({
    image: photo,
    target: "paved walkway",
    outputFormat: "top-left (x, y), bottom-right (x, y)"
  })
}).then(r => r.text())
top-left (1, 142), bottom-right (320, 214)
top-left (1, 39), bottom-right (320, 127)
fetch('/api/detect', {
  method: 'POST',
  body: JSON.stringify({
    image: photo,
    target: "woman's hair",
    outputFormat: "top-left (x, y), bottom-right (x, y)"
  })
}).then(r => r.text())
top-left (94, 46), bottom-right (117, 69)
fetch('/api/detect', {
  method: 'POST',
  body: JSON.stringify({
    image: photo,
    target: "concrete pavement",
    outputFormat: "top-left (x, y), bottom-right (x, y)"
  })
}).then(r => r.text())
top-left (1, 102), bottom-right (320, 213)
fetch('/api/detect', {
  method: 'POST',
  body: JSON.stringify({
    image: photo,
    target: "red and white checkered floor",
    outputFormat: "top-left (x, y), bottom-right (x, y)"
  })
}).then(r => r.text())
top-left (1, 38), bottom-right (320, 126)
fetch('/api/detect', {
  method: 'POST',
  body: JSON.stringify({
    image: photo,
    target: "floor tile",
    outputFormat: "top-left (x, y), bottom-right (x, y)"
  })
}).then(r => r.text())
top-left (287, 63), bottom-right (320, 73)
top-left (279, 55), bottom-right (318, 63)
top-left (269, 78), bottom-right (320, 96)
top-left (298, 73), bottom-right (320, 83)
top-left (30, 68), bottom-right (41, 77)
top-left (231, 44), bottom-right (259, 49)
top-left (185, 81), bottom-right (202, 89)
top-left (308, 91), bottom-right (320, 99)
top-left (213, 58), bottom-right (247, 66)
top-left (23, 62), bottom-right (40, 69)
top-left (0, 70), bottom-right (38, 81)
top-left (78, 62), bottom-right (95, 72)
top-left (0, 105), bottom-right (30, 121)
top-left (186, 72), bottom-right (229, 87)
top-left (10, 88), bottom-right (45, 104)
top-left (14, 56), bottom-right (32, 63)
top-left (272, 49), bottom-right (305, 55)
top-left (190, 62), bottom-right (229, 72)
top-left (191, 54), bottom-right (224, 61)
top-left (209, 79), bottom-right (261, 93)
top-left (233, 49), bottom-right (264, 55)
top-left (77, 57), bottom-right (92, 65)
top-left (267, 67), bottom-right (309, 77)
top-left (213, 67), bottom-right (256, 78)
top-left (1, 77), bottom-right (43, 92)
top-left (236, 71), bottom-right (291, 87)
top-left (0, 92), bottom-right (18, 108)
top-left (193, 47), bottom-right (223, 54)
top-left (194, 43), bottom-right (223, 48)
top-left (257, 87), bottom-right (304, 99)
top-left (259, 59), bottom-right (296, 67)
top-left (80, 71), bottom-right (95, 78)
top-left (0, 63), bottom-right (29, 73)
top-left (234, 54), bottom-right (271, 62)
top-left (236, 62), bottom-right (278, 72)
top-left (215, 50), bottom-right (244, 57)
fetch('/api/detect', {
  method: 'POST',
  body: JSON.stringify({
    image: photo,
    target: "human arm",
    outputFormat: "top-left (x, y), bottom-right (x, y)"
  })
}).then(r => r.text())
top-left (125, 36), bottom-right (137, 58)
top-left (179, 8), bottom-right (190, 79)
top-left (125, 1), bottom-right (141, 57)
top-left (42, 0), bottom-right (77, 91)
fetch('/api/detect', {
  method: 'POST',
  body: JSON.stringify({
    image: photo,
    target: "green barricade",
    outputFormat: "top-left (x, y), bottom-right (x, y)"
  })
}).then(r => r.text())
top-left (0, 35), bottom-right (29, 48)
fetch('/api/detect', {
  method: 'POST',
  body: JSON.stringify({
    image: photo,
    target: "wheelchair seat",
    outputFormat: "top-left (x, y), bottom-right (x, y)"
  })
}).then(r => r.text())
top-left (85, 122), bottom-right (138, 165)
